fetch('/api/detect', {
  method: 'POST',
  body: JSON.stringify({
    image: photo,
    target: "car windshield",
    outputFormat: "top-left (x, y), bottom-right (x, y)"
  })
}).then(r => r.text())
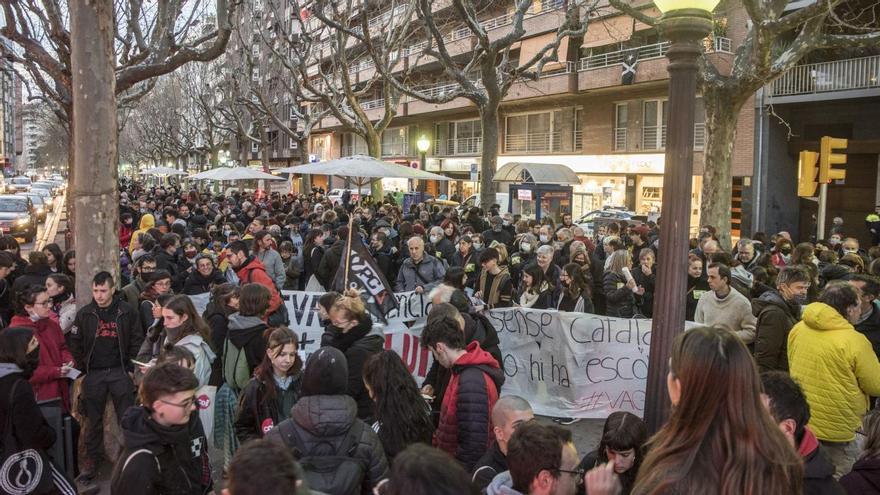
top-left (12, 178), bottom-right (30, 184)
top-left (22, 195), bottom-right (42, 205)
top-left (32, 183), bottom-right (51, 189)
top-left (0, 199), bottom-right (27, 212)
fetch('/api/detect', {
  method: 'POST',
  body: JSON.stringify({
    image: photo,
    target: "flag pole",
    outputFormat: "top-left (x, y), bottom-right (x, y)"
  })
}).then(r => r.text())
top-left (342, 190), bottom-right (357, 291)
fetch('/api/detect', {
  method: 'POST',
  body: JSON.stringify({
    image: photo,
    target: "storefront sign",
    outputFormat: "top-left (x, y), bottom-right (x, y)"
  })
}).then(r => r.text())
top-left (426, 158), bottom-right (479, 173)
top-left (518, 189), bottom-right (533, 201)
top-left (499, 154), bottom-right (667, 175)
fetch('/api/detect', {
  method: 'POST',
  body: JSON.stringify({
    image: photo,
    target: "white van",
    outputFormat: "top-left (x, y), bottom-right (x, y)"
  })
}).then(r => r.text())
top-left (458, 193), bottom-right (511, 214)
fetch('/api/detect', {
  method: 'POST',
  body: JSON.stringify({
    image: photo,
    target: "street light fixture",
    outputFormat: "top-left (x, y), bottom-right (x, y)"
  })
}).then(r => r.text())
top-left (643, 0), bottom-right (718, 433)
top-left (416, 135), bottom-right (431, 193)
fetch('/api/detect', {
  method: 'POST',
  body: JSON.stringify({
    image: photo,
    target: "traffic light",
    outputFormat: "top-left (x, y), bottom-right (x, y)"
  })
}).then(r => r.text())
top-left (818, 136), bottom-right (848, 184)
top-left (798, 150), bottom-right (818, 197)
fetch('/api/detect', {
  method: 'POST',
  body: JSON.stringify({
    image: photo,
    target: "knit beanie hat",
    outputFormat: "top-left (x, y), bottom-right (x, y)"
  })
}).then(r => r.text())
top-left (301, 347), bottom-right (348, 396)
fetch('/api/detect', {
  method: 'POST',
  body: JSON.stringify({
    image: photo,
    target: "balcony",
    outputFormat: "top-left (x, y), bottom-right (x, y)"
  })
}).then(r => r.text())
top-left (639, 123), bottom-right (705, 151)
top-left (573, 130), bottom-right (583, 151)
top-left (480, 0), bottom-right (564, 31)
top-left (578, 37), bottom-right (731, 72)
top-left (694, 123), bottom-right (706, 149)
top-left (642, 125), bottom-right (667, 150)
top-left (768, 55), bottom-right (880, 102)
top-left (381, 142), bottom-right (410, 157)
top-left (433, 137), bottom-right (483, 156)
top-left (504, 132), bottom-right (561, 153)
top-left (614, 128), bottom-right (627, 151)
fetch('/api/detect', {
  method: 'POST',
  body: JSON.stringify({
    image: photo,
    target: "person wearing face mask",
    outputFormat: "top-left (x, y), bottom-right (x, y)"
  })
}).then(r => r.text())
top-left (452, 235), bottom-right (481, 289)
top-left (429, 226), bottom-right (457, 263)
top-left (772, 240), bottom-right (794, 268)
top-left (483, 216), bottom-right (513, 251)
top-left (159, 296), bottom-right (216, 388)
top-left (788, 282), bottom-right (880, 478)
top-left (509, 233), bottom-right (537, 289)
top-left (752, 266), bottom-right (811, 372)
top-left (369, 231), bottom-right (397, 283)
top-left (323, 290), bottom-right (384, 422)
top-left (847, 274), bottom-right (880, 360)
top-left (9, 286), bottom-right (75, 412)
top-left (0, 327), bottom-right (78, 495)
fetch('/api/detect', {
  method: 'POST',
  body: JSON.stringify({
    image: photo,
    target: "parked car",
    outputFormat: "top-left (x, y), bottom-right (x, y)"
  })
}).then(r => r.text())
top-left (31, 181), bottom-right (59, 196)
top-left (0, 195), bottom-right (37, 242)
top-left (575, 207), bottom-right (638, 236)
top-left (26, 187), bottom-right (53, 209)
top-left (9, 176), bottom-right (31, 193)
top-left (327, 188), bottom-right (370, 205)
top-left (16, 193), bottom-right (47, 222)
top-left (457, 193), bottom-right (511, 215)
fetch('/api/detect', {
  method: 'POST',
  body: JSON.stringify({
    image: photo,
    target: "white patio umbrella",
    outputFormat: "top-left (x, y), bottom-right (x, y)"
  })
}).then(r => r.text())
top-left (189, 166), bottom-right (286, 181)
top-left (275, 155), bottom-right (451, 187)
top-left (139, 166), bottom-right (188, 176)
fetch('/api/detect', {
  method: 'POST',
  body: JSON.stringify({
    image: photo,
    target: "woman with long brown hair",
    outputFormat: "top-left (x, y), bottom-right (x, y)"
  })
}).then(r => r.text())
top-left (161, 295), bottom-right (216, 387)
top-left (630, 326), bottom-right (802, 494)
top-left (234, 327), bottom-right (302, 443)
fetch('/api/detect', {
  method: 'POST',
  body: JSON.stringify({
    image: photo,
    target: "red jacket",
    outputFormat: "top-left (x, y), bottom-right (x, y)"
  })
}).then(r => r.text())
top-left (433, 341), bottom-right (504, 472)
top-left (235, 256), bottom-right (282, 314)
top-left (10, 315), bottom-right (74, 412)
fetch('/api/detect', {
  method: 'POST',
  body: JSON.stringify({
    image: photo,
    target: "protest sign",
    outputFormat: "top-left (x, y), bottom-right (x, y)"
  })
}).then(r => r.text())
top-left (192, 290), bottom-right (653, 418)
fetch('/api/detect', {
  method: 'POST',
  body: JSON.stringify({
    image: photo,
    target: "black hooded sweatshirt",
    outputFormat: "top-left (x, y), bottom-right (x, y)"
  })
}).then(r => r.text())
top-left (111, 406), bottom-right (212, 495)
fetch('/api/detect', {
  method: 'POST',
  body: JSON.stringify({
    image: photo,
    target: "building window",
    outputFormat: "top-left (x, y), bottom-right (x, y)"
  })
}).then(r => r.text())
top-left (289, 104), bottom-right (297, 121)
top-left (574, 108), bottom-right (583, 151)
top-left (251, 141), bottom-right (259, 153)
top-left (614, 103), bottom-right (627, 151)
top-left (251, 67), bottom-right (260, 83)
top-left (341, 133), bottom-right (368, 156)
top-left (505, 111), bottom-right (557, 153)
top-left (642, 99), bottom-right (667, 150)
top-left (252, 44), bottom-right (260, 57)
top-left (381, 127), bottom-right (408, 157)
top-left (289, 136), bottom-right (298, 150)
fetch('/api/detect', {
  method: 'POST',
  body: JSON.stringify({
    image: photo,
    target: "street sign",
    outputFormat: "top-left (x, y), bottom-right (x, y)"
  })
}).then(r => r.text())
top-left (470, 163), bottom-right (478, 182)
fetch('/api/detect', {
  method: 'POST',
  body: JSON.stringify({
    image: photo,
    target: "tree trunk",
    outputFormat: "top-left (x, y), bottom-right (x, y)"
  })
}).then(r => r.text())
top-left (699, 88), bottom-right (744, 250)
top-left (299, 138), bottom-right (311, 193)
top-left (70, 0), bottom-right (119, 304)
top-left (65, 118), bottom-right (75, 250)
top-left (479, 104), bottom-right (500, 210)
top-left (365, 131), bottom-right (383, 201)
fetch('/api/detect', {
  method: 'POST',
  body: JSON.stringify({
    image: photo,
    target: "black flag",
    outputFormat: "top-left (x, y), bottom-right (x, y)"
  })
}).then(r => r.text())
top-left (621, 49), bottom-right (639, 85)
top-left (332, 229), bottom-right (399, 322)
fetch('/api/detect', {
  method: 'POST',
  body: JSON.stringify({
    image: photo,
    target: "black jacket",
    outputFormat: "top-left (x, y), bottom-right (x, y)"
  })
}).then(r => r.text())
top-left (316, 239), bottom-right (346, 289)
top-left (472, 441), bottom-right (506, 492)
top-left (430, 238), bottom-right (456, 264)
top-left (840, 455), bottom-right (880, 494)
top-left (325, 317), bottom-right (384, 421)
top-left (603, 272), bottom-right (636, 318)
top-left (203, 301), bottom-right (231, 360)
top-left (69, 297), bottom-right (143, 373)
top-left (686, 275), bottom-right (709, 321)
top-left (451, 250), bottom-right (481, 288)
top-left (855, 301), bottom-right (880, 360)
top-left (182, 269), bottom-right (226, 295)
top-left (0, 367), bottom-right (56, 453)
top-left (631, 265), bottom-right (655, 317)
top-left (155, 249), bottom-right (188, 291)
top-left (302, 244), bottom-right (324, 288)
top-left (803, 444), bottom-right (845, 495)
top-left (752, 290), bottom-right (801, 372)
top-left (266, 394), bottom-right (389, 495)
top-left (111, 406), bottom-right (212, 495)
top-left (234, 374), bottom-right (302, 443)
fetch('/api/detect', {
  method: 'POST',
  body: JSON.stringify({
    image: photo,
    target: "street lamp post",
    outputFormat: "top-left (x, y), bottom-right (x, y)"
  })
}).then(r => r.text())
top-left (644, 0), bottom-right (718, 433)
top-left (417, 135), bottom-right (431, 195)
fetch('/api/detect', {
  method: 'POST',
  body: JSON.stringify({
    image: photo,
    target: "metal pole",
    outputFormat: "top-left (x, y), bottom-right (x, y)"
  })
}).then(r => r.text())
top-left (419, 152), bottom-right (427, 194)
top-left (643, 8), bottom-right (713, 433)
top-left (817, 182), bottom-right (828, 240)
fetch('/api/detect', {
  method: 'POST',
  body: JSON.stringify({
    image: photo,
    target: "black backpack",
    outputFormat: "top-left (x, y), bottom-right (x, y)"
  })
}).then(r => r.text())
top-left (276, 420), bottom-right (367, 495)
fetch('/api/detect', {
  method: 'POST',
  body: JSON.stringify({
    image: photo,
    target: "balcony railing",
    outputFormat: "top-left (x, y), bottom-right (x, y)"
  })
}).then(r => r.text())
top-left (360, 98), bottom-right (385, 110)
top-left (341, 144), bottom-right (369, 156)
top-left (381, 142), bottom-right (409, 156)
top-left (642, 125), bottom-right (667, 150)
top-left (769, 55), bottom-right (880, 97)
top-left (433, 137), bottom-right (483, 156)
top-left (479, 0), bottom-right (564, 31)
top-left (504, 132), bottom-right (560, 153)
top-left (694, 123), bottom-right (706, 149)
top-left (614, 128), bottom-right (627, 151)
top-left (573, 130), bottom-right (583, 151)
top-left (578, 37), bottom-right (732, 72)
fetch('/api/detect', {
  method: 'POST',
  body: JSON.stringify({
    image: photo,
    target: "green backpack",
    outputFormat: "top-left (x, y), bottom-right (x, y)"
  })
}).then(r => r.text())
top-left (223, 339), bottom-right (251, 391)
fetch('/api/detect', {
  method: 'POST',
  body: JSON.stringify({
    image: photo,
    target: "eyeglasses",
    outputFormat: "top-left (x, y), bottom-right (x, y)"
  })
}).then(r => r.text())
top-left (558, 468), bottom-right (585, 486)
top-left (159, 396), bottom-right (196, 409)
top-left (32, 300), bottom-right (52, 307)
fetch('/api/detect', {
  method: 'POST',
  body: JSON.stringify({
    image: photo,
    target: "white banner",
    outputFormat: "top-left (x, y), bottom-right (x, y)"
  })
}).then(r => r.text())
top-left (194, 290), bottom-right (653, 417)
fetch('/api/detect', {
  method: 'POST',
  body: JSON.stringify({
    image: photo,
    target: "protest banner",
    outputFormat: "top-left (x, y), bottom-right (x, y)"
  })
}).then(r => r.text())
top-left (191, 290), bottom-right (654, 418)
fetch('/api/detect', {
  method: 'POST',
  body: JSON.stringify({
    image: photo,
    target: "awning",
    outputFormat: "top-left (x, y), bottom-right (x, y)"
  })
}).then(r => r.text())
top-left (582, 13), bottom-right (635, 48)
top-left (493, 162), bottom-right (580, 185)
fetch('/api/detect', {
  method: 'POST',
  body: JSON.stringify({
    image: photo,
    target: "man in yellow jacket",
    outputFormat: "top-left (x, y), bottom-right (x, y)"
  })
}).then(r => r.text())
top-left (788, 282), bottom-right (880, 479)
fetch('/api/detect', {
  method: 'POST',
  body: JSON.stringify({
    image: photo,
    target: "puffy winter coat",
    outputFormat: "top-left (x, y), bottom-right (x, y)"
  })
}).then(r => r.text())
top-left (9, 315), bottom-right (74, 411)
top-left (182, 269), bottom-right (226, 295)
top-left (395, 254), bottom-right (447, 292)
top-left (434, 341), bottom-right (504, 472)
top-left (175, 334), bottom-right (216, 388)
top-left (266, 394), bottom-right (389, 494)
top-left (752, 290), bottom-right (801, 372)
top-left (234, 374), bottom-right (301, 443)
top-left (235, 256), bottom-right (282, 314)
top-left (788, 302), bottom-right (880, 442)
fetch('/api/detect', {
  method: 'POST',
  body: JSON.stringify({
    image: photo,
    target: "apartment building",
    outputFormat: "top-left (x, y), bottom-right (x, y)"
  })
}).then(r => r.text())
top-left (0, 37), bottom-right (16, 174)
top-left (20, 102), bottom-right (43, 172)
top-left (753, 51), bottom-right (880, 246)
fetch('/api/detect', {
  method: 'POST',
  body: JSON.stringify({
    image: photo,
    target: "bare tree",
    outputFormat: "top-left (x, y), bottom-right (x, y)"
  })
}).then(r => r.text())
top-left (373, 0), bottom-right (594, 207)
top-left (1, 0), bottom-right (237, 301)
top-left (610, 0), bottom-right (880, 247)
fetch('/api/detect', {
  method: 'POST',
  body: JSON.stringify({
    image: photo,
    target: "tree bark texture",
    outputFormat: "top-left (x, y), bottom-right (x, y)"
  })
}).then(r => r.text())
top-left (479, 104), bottom-right (500, 210)
top-left (700, 87), bottom-right (743, 249)
top-left (365, 131), bottom-right (383, 200)
top-left (70, 0), bottom-right (119, 303)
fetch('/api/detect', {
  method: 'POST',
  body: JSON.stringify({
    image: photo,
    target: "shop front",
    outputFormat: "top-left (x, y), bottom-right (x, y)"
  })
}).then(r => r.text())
top-left (425, 158), bottom-right (479, 200)
top-left (495, 162), bottom-right (579, 222)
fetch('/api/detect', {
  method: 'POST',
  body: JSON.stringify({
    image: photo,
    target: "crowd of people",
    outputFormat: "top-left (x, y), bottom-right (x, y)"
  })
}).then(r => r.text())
top-left (3, 182), bottom-right (880, 494)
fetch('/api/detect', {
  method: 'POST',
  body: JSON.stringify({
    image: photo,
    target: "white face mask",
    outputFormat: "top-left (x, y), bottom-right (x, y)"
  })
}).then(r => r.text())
top-left (521, 243), bottom-right (532, 253)
top-left (430, 235), bottom-right (442, 244)
top-left (539, 235), bottom-right (549, 243)
top-left (473, 242), bottom-right (483, 250)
